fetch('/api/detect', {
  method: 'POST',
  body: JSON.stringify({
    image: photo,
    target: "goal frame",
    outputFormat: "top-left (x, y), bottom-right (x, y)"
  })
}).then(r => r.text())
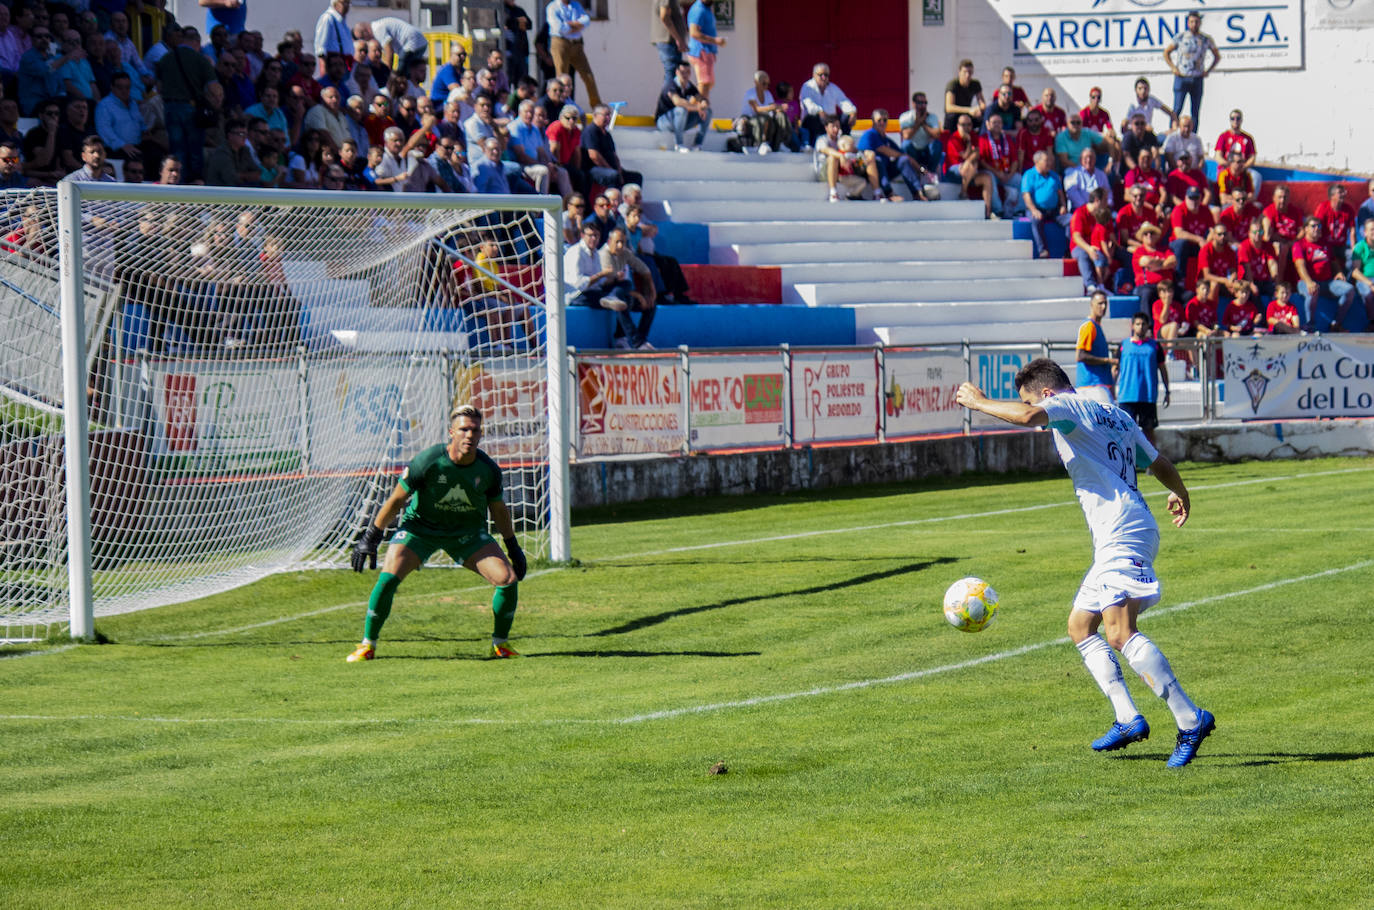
top-left (55, 181), bottom-right (571, 640)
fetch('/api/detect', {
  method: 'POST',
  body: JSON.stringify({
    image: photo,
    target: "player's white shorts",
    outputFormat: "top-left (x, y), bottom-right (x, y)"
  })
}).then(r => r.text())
top-left (1073, 541), bottom-right (1162, 614)
top-left (1077, 384), bottom-right (1115, 406)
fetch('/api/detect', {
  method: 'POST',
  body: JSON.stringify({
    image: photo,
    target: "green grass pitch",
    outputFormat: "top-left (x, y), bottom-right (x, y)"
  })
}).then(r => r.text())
top-left (3, 456), bottom-right (1373, 908)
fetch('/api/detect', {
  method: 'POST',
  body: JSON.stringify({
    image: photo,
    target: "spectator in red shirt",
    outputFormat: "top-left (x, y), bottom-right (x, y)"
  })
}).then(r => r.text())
top-left (1015, 107), bottom-right (1054, 173)
top-left (1169, 185), bottom-right (1215, 278)
top-left (1237, 218), bottom-right (1280, 298)
top-left (1263, 183), bottom-right (1304, 277)
top-left (1153, 279), bottom-right (1187, 346)
top-left (1117, 183), bottom-right (1160, 254)
top-left (1164, 150), bottom-right (1209, 210)
top-left (1070, 187), bottom-right (1112, 292)
top-left (1078, 86), bottom-right (1115, 141)
top-left (1031, 86), bottom-right (1067, 135)
top-left (1221, 284), bottom-right (1262, 336)
top-left (546, 103), bottom-right (585, 193)
top-left (1266, 281), bottom-right (1302, 334)
top-left (1124, 146), bottom-right (1165, 208)
top-left (1216, 151), bottom-right (1255, 201)
top-left (998, 66), bottom-right (1030, 111)
top-left (1184, 277), bottom-right (1221, 339)
top-left (1314, 182), bottom-right (1356, 265)
top-left (1217, 186), bottom-right (1261, 244)
top-left (978, 114), bottom-right (1019, 215)
top-left (943, 114), bottom-right (997, 218)
top-left (1199, 224), bottom-right (1243, 299)
top-left (1213, 109), bottom-right (1256, 169)
top-left (1132, 222), bottom-right (1177, 313)
top-left (1292, 216), bottom-right (1356, 330)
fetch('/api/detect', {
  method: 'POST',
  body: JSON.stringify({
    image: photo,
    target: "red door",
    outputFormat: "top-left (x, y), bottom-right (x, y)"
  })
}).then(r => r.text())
top-left (757, 0), bottom-right (909, 118)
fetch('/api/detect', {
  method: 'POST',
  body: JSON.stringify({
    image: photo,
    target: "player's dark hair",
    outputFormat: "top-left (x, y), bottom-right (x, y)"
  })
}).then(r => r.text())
top-left (1015, 358), bottom-right (1072, 394)
top-left (450, 404), bottom-right (483, 424)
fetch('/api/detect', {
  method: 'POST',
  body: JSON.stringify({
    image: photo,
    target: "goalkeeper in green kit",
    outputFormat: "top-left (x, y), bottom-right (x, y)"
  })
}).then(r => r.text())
top-left (346, 404), bottom-right (528, 661)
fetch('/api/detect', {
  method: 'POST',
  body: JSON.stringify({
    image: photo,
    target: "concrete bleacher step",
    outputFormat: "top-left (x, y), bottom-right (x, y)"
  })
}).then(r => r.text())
top-left (720, 239), bottom-right (1031, 266)
top-left (650, 179), bottom-right (833, 202)
top-left (663, 199), bottom-right (985, 223)
top-left (612, 127), bottom-right (735, 152)
top-left (868, 316), bottom-right (1134, 346)
top-left (794, 276), bottom-right (1087, 306)
top-left (621, 150), bottom-right (816, 182)
top-left (845, 298), bottom-right (1095, 327)
top-left (708, 218), bottom-right (1008, 247)
top-left (778, 259), bottom-right (1067, 285)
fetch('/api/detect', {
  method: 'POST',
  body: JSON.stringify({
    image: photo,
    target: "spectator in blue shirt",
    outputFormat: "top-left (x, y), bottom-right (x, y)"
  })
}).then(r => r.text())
top-left (94, 72), bottom-right (147, 161)
top-left (1020, 150), bottom-right (1069, 257)
top-left (1115, 312), bottom-right (1169, 444)
top-left (430, 43), bottom-right (469, 102)
top-left (473, 136), bottom-right (511, 193)
top-left (201, 0), bottom-right (249, 37)
top-left (856, 108), bottom-right (928, 201)
top-left (58, 30), bottom-right (100, 102)
top-left (545, 0), bottom-right (601, 107)
top-left (18, 30), bottom-right (65, 115)
top-left (685, 0), bottom-right (724, 104)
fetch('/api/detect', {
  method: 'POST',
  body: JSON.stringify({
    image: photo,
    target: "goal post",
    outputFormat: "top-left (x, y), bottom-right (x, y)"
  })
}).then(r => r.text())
top-left (4, 182), bottom-right (570, 640)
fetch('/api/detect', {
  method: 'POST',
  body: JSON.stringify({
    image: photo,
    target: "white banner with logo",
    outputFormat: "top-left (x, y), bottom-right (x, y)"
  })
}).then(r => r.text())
top-left (576, 356), bottom-right (686, 456)
top-left (790, 351), bottom-right (879, 444)
top-left (1222, 336), bottom-right (1374, 419)
top-left (882, 350), bottom-right (966, 437)
top-left (308, 358), bottom-right (450, 470)
top-left (1001, 0), bottom-right (1303, 73)
top-left (968, 347), bottom-right (1045, 430)
top-left (687, 354), bottom-right (787, 449)
top-left (1313, 0), bottom-right (1374, 28)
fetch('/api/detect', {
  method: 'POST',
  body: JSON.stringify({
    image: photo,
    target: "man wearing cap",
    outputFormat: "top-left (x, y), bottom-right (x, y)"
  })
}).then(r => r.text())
top-left (1169, 185), bottom-right (1216, 281)
top-left (1164, 149), bottom-right (1209, 210)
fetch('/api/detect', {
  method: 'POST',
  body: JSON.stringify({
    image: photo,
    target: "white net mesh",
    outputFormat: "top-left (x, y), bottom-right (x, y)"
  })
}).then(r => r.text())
top-left (0, 186), bottom-right (561, 636)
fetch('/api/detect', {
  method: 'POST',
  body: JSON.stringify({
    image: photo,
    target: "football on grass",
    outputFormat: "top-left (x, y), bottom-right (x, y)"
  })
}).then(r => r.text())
top-left (943, 577), bottom-right (999, 633)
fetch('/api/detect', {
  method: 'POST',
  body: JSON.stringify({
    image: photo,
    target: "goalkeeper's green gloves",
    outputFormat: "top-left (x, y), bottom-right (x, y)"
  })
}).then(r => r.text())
top-left (504, 535), bottom-right (527, 581)
top-left (351, 524), bottom-right (383, 572)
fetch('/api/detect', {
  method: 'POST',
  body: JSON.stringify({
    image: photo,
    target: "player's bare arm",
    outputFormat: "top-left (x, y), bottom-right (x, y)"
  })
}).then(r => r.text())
top-left (956, 382), bottom-right (1050, 427)
top-left (1149, 454), bottom-right (1190, 527)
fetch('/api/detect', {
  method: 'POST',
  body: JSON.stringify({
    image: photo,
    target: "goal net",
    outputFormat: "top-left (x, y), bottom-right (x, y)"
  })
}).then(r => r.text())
top-left (0, 184), bottom-right (568, 640)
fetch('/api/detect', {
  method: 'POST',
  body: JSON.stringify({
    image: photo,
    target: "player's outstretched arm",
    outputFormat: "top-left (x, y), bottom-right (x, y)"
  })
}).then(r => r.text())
top-left (489, 500), bottom-right (527, 580)
top-left (956, 382), bottom-right (1049, 427)
top-left (351, 483), bottom-right (411, 572)
top-left (1149, 454), bottom-right (1190, 527)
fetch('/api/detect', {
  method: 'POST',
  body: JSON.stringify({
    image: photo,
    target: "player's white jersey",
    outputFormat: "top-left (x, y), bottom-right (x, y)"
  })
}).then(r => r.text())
top-left (1039, 391), bottom-right (1160, 552)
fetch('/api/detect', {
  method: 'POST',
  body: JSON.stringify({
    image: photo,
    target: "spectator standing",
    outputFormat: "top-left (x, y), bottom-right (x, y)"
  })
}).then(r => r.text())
top-left (546, 0), bottom-right (601, 108)
top-left (943, 58), bottom-right (984, 132)
top-left (201, 0), bottom-right (248, 38)
top-left (655, 60), bottom-right (711, 152)
top-left (1021, 150), bottom-right (1068, 256)
top-left (1115, 312), bottom-right (1169, 445)
top-left (581, 103), bottom-right (642, 189)
top-left (1075, 290), bottom-right (1117, 404)
top-left (799, 63), bottom-right (856, 138)
top-left (1122, 77), bottom-right (1174, 132)
top-left (313, 0), bottom-right (352, 75)
top-left (157, 26), bottom-right (216, 181)
top-left (353, 19), bottom-right (428, 81)
top-left (685, 0), bottom-right (724, 104)
top-left (899, 91), bottom-right (942, 175)
top-left (504, 0), bottom-right (533, 81)
top-left (1163, 11), bottom-right (1219, 128)
top-left (650, 0), bottom-right (688, 81)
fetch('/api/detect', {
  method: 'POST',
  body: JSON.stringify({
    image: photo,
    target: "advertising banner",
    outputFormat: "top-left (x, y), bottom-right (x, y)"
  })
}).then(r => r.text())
top-left (451, 357), bottom-right (548, 460)
top-left (1222, 336), bottom-right (1374, 419)
top-left (969, 347), bottom-right (1043, 430)
top-left (881, 350), bottom-right (965, 438)
top-left (576, 356), bottom-right (686, 456)
top-left (1000, 0), bottom-right (1303, 73)
top-left (308, 358), bottom-right (450, 470)
top-left (687, 354), bottom-right (787, 450)
top-left (151, 364), bottom-right (302, 474)
top-left (790, 351), bottom-right (878, 444)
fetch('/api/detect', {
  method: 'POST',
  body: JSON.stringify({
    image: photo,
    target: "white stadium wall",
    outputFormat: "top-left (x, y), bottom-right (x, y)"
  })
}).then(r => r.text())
top-left (182, 0), bottom-right (1370, 172)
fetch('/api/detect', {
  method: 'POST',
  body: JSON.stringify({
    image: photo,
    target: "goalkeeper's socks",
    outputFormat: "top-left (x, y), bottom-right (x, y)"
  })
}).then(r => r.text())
top-left (492, 583), bottom-right (518, 641)
top-left (1076, 634), bottom-right (1139, 724)
top-left (1122, 632), bottom-right (1200, 729)
top-left (363, 572), bottom-right (401, 642)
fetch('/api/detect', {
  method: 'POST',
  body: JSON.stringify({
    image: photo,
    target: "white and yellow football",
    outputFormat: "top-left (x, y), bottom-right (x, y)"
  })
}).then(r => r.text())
top-left (942, 577), bottom-right (1000, 633)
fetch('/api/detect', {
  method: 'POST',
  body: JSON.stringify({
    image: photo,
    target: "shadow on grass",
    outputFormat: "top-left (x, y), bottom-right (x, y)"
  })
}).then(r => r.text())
top-left (1113, 752), bottom-right (1374, 766)
top-left (585, 556), bottom-right (959, 638)
top-left (391, 648), bottom-right (761, 661)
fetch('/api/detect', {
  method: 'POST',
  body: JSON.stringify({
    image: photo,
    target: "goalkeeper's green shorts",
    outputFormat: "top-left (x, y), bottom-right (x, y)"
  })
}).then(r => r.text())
top-left (389, 525), bottom-right (497, 566)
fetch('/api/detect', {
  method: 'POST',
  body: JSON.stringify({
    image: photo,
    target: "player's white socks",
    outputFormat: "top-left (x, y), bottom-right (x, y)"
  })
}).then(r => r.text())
top-left (1121, 632), bottom-right (1200, 729)
top-left (1076, 635), bottom-right (1139, 724)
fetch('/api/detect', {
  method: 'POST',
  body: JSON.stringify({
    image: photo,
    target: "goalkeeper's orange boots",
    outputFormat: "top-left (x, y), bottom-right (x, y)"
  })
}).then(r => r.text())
top-left (490, 641), bottom-right (520, 659)
top-left (345, 643), bottom-right (375, 663)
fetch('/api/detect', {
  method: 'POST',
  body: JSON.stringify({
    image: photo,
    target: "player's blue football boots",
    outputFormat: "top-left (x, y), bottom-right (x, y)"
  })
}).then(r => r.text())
top-left (1091, 714), bottom-right (1150, 752)
top-left (1167, 709), bottom-right (1216, 768)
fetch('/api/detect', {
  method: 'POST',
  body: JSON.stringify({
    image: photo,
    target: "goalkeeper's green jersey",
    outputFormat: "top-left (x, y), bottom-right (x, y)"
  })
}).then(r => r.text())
top-left (397, 444), bottom-right (504, 536)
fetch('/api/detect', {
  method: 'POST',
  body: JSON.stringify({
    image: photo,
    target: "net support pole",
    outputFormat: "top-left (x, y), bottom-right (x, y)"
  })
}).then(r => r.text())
top-left (57, 180), bottom-right (94, 640)
top-left (542, 203), bottom-right (571, 562)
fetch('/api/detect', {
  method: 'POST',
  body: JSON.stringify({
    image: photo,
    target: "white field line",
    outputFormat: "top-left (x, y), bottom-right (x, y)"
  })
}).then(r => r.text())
top-left (118, 464), bottom-right (1373, 644)
top-left (0, 644), bottom-right (77, 661)
top-left (2, 559), bottom-right (1370, 729)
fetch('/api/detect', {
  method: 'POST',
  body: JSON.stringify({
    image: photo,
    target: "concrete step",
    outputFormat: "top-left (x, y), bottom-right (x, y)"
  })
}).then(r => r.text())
top-left (707, 218), bottom-right (1007, 247)
top-left (868, 315), bottom-right (1135, 345)
top-left (612, 126), bottom-right (734, 152)
top-left (664, 199), bottom-right (986, 224)
top-left (650, 178), bottom-right (831, 202)
top-left (794, 277), bottom-right (1087, 306)
top-left (721, 239), bottom-right (1031, 266)
top-left (845, 298), bottom-right (1094, 327)
top-left (623, 151), bottom-right (816, 182)
top-left (778, 259), bottom-right (1067, 285)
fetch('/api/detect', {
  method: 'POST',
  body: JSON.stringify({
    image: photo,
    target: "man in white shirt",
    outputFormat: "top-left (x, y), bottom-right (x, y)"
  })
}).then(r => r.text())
top-left (956, 358), bottom-right (1215, 769)
top-left (1064, 147), bottom-right (1112, 212)
top-left (798, 62), bottom-right (855, 139)
top-left (1160, 114), bottom-right (1205, 172)
top-left (313, 0), bottom-right (351, 75)
top-left (353, 17), bottom-right (429, 80)
top-left (564, 223), bottom-right (642, 348)
top-left (303, 86), bottom-right (352, 149)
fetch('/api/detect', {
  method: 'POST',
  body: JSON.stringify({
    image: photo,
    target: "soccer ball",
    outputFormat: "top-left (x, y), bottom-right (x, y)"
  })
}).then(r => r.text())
top-left (943, 577), bottom-right (1000, 633)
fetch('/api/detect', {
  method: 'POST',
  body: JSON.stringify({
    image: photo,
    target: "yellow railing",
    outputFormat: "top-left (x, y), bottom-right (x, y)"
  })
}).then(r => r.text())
top-left (425, 31), bottom-right (473, 86)
top-left (128, 2), bottom-right (166, 57)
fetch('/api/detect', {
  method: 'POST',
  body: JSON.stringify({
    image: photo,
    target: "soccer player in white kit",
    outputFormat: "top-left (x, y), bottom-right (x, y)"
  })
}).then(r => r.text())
top-left (956, 358), bottom-right (1215, 768)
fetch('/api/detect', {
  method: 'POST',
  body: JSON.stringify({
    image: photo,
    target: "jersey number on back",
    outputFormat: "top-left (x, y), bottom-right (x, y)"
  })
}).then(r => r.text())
top-left (1106, 440), bottom-right (1139, 492)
